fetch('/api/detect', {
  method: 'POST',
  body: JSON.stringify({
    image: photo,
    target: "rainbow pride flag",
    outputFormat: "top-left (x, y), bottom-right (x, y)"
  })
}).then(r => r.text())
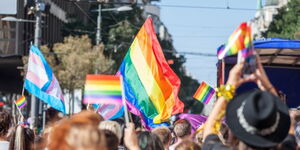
top-left (16, 96), bottom-right (27, 109)
top-left (193, 82), bottom-right (215, 104)
top-left (119, 18), bottom-right (184, 128)
top-left (217, 22), bottom-right (253, 59)
top-left (83, 75), bottom-right (122, 105)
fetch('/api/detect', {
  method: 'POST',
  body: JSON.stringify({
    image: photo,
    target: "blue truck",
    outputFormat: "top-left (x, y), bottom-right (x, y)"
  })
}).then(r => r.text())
top-left (217, 38), bottom-right (300, 108)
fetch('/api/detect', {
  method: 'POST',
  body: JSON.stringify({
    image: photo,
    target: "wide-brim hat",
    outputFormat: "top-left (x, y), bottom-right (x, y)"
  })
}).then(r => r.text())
top-left (226, 89), bottom-right (290, 148)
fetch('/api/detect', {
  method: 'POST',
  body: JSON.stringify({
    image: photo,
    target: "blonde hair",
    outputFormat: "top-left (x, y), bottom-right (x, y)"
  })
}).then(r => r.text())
top-left (98, 121), bottom-right (122, 141)
top-left (66, 124), bottom-right (105, 150)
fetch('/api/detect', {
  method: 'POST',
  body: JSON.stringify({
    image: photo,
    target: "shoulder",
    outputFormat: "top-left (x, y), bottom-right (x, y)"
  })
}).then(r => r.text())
top-left (0, 141), bottom-right (10, 150)
top-left (202, 134), bottom-right (232, 150)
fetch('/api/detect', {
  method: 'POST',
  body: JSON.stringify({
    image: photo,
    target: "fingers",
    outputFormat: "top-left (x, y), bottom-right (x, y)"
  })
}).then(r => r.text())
top-left (230, 60), bottom-right (244, 76)
top-left (243, 74), bottom-right (257, 83)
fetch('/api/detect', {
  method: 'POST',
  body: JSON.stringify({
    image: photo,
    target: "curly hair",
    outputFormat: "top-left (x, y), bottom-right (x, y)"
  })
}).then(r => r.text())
top-left (0, 110), bottom-right (11, 137)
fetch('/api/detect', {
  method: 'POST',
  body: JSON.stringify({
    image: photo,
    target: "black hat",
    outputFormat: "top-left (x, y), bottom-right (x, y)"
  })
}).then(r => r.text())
top-left (226, 89), bottom-right (290, 148)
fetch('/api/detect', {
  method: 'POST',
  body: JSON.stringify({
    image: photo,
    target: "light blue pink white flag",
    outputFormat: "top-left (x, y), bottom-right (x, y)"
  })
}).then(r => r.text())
top-left (93, 104), bottom-right (124, 120)
top-left (25, 45), bottom-right (66, 114)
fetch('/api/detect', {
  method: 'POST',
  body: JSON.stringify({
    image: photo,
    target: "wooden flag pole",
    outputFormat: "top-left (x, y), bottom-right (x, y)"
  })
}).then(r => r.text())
top-left (14, 100), bottom-right (24, 119)
top-left (120, 76), bottom-right (130, 126)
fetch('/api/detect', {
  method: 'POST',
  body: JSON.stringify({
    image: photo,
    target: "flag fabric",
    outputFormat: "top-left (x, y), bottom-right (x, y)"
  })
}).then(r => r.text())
top-left (16, 96), bottom-right (27, 109)
top-left (217, 22), bottom-right (253, 59)
top-left (94, 104), bottom-right (124, 120)
top-left (83, 75), bottom-right (122, 105)
top-left (119, 17), bottom-right (184, 129)
top-left (25, 45), bottom-right (65, 113)
top-left (193, 82), bottom-right (215, 104)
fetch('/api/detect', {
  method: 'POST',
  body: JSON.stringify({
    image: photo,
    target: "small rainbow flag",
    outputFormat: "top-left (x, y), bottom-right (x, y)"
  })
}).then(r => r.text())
top-left (217, 22), bottom-right (252, 59)
top-left (193, 82), bottom-right (215, 104)
top-left (83, 75), bottom-right (122, 105)
top-left (16, 96), bottom-right (27, 109)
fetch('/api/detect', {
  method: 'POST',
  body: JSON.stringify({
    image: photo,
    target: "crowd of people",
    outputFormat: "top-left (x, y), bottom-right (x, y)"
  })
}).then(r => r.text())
top-left (0, 57), bottom-right (300, 150)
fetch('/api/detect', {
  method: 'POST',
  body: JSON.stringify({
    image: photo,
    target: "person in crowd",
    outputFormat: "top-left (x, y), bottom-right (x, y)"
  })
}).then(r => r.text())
top-left (202, 56), bottom-right (297, 150)
top-left (102, 129), bottom-right (119, 150)
top-left (99, 120), bottom-right (122, 143)
top-left (8, 125), bottom-right (35, 150)
top-left (0, 110), bottom-right (11, 150)
top-left (123, 123), bottom-right (164, 150)
top-left (47, 111), bottom-right (106, 150)
top-left (170, 119), bottom-right (192, 150)
top-left (152, 126), bottom-right (172, 150)
top-left (175, 140), bottom-right (201, 150)
top-left (137, 131), bottom-right (164, 150)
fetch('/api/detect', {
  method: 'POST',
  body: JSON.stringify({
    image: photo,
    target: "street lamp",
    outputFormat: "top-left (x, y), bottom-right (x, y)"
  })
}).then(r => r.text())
top-left (1, 16), bottom-right (36, 23)
top-left (2, 10), bottom-right (43, 130)
top-left (1, 16), bottom-right (36, 55)
top-left (94, 5), bottom-right (133, 45)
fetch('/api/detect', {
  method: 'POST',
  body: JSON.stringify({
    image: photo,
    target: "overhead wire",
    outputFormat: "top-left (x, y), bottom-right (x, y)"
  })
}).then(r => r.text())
top-left (71, 1), bottom-right (97, 25)
top-left (157, 4), bottom-right (257, 11)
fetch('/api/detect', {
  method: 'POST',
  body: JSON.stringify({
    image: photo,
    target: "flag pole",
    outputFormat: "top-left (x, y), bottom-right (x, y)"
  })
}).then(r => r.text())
top-left (120, 76), bottom-right (130, 125)
top-left (14, 100), bottom-right (24, 119)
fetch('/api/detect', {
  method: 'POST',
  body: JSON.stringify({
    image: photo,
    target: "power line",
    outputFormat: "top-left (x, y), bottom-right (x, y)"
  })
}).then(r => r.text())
top-left (173, 35), bottom-right (227, 38)
top-left (158, 4), bottom-right (257, 11)
top-left (164, 49), bottom-right (216, 57)
top-left (71, 1), bottom-right (97, 25)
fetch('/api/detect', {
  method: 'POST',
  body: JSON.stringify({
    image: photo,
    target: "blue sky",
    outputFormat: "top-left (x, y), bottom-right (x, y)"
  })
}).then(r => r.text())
top-left (155, 0), bottom-right (258, 86)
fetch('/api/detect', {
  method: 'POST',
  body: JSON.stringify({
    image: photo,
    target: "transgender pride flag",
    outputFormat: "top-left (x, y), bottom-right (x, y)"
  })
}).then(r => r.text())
top-left (25, 45), bottom-right (66, 114)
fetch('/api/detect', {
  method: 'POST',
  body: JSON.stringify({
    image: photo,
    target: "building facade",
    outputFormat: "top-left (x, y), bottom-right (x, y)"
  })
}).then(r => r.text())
top-left (0, 0), bottom-right (91, 94)
top-left (251, 0), bottom-right (289, 39)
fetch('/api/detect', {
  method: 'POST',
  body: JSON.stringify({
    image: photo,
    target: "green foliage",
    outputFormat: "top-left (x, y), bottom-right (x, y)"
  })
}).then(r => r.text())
top-left (60, 3), bottom-right (200, 110)
top-left (263, 0), bottom-right (300, 40)
top-left (23, 35), bottom-right (115, 91)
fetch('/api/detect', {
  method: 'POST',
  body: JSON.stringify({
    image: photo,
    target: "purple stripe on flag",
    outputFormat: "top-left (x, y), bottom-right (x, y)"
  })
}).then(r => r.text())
top-left (18, 102), bottom-right (27, 109)
top-left (83, 98), bottom-right (122, 105)
top-left (84, 95), bottom-right (122, 99)
top-left (202, 88), bottom-right (215, 104)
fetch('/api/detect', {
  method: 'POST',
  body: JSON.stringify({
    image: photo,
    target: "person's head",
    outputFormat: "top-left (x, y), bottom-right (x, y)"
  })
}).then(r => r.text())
top-left (102, 129), bottom-right (119, 150)
top-left (137, 131), bottom-right (164, 150)
top-left (175, 140), bottom-right (201, 150)
top-left (48, 112), bottom-right (106, 150)
top-left (65, 124), bottom-right (106, 150)
top-left (226, 90), bottom-right (290, 149)
top-left (0, 110), bottom-right (11, 139)
top-left (71, 110), bottom-right (102, 126)
top-left (152, 126), bottom-right (172, 148)
top-left (98, 120), bottom-right (122, 142)
top-left (9, 125), bottom-right (35, 150)
top-left (173, 119), bottom-right (192, 139)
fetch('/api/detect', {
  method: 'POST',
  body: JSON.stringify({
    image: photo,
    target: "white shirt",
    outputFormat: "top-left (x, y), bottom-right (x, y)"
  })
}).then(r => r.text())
top-left (0, 141), bottom-right (9, 150)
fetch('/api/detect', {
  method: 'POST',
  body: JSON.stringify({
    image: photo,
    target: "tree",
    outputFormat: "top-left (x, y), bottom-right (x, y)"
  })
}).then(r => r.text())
top-left (263, 0), bottom-right (300, 40)
top-left (23, 35), bottom-right (115, 113)
top-left (61, 3), bottom-right (200, 112)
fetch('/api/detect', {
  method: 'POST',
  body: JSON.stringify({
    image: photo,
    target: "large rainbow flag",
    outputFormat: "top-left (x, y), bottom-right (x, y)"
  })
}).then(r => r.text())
top-left (119, 18), bottom-right (184, 129)
top-left (217, 22), bottom-right (253, 59)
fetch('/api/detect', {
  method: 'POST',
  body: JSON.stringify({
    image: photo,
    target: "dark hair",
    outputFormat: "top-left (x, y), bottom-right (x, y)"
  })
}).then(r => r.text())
top-left (137, 131), bottom-right (164, 150)
top-left (174, 119), bottom-right (192, 138)
top-left (9, 125), bottom-right (35, 150)
top-left (103, 129), bottom-right (119, 150)
top-left (175, 140), bottom-right (201, 150)
top-left (0, 110), bottom-right (11, 137)
top-left (152, 126), bottom-right (172, 146)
